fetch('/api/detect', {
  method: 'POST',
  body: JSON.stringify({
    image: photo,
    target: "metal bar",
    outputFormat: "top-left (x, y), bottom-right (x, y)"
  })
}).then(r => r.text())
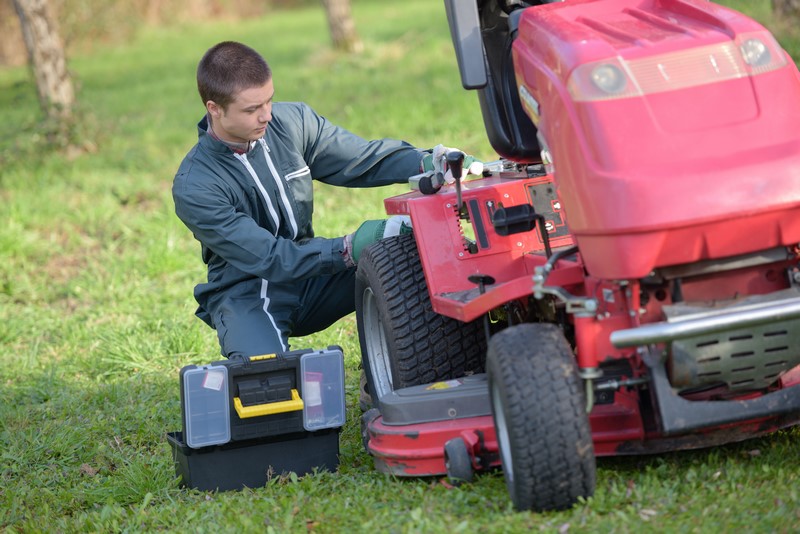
top-left (610, 297), bottom-right (800, 348)
top-left (646, 353), bottom-right (800, 435)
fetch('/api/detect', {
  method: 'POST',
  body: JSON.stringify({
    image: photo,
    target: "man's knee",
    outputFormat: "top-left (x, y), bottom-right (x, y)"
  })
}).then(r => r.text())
top-left (213, 305), bottom-right (288, 358)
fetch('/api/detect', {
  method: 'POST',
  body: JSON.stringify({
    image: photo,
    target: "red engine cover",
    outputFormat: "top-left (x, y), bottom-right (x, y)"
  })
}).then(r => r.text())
top-left (513, 0), bottom-right (800, 279)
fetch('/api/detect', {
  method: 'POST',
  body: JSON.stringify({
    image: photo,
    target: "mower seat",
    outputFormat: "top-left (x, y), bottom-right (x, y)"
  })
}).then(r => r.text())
top-left (446, 0), bottom-right (541, 163)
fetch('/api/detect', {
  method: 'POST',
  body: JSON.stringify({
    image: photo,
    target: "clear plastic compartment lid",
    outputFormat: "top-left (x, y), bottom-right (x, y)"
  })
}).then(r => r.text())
top-left (183, 364), bottom-right (231, 448)
top-left (300, 349), bottom-right (345, 431)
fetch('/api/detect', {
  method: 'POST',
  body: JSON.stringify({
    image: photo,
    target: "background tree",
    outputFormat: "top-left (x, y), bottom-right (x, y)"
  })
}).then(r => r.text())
top-left (772, 0), bottom-right (800, 18)
top-left (320, 0), bottom-right (363, 53)
top-left (12, 0), bottom-right (75, 131)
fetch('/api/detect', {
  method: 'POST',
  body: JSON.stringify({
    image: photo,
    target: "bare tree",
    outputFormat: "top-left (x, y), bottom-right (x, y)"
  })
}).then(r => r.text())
top-left (772, 0), bottom-right (800, 18)
top-left (12, 0), bottom-right (75, 128)
top-left (320, 0), bottom-right (363, 53)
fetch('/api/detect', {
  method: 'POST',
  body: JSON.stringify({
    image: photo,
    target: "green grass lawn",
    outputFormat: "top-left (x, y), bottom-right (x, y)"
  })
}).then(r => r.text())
top-left (1, 0), bottom-right (798, 531)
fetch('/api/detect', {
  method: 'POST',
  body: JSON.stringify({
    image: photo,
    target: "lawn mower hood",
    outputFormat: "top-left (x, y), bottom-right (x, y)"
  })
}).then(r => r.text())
top-left (508, 0), bottom-right (800, 279)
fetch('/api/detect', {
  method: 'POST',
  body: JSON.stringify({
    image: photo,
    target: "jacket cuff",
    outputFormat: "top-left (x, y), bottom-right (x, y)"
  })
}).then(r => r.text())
top-left (328, 236), bottom-right (351, 272)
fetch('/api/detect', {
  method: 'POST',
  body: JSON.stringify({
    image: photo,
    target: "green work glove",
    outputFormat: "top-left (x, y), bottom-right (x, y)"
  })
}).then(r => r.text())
top-left (344, 215), bottom-right (413, 265)
top-left (421, 144), bottom-right (484, 183)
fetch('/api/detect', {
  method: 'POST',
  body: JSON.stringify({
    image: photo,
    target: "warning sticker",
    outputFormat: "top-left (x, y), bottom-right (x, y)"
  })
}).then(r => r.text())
top-left (426, 379), bottom-right (462, 391)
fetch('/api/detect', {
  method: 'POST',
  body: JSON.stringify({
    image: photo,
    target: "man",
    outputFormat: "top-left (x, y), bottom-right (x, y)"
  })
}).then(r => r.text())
top-left (173, 41), bottom-right (478, 359)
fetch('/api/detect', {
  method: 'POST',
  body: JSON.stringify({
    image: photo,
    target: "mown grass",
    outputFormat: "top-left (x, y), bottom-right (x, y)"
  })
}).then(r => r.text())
top-left (1, 0), bottom-right (799, 532)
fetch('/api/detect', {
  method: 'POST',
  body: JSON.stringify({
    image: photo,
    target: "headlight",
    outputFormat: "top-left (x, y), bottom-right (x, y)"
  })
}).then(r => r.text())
top-left (590, 64), bottom-right (627, 94)
top-left (740, 38), bottom-right (771, 67)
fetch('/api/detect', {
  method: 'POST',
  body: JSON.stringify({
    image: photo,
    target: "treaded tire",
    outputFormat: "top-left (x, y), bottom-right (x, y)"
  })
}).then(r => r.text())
top-left (355, 233), bottom-right (486, 401)
top-left (487, 323), bottom-right (596, 512)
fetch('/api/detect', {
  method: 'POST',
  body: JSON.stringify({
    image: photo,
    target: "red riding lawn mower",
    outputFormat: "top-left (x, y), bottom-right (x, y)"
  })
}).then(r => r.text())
top-left (355, 0), bottom-right (800, 512)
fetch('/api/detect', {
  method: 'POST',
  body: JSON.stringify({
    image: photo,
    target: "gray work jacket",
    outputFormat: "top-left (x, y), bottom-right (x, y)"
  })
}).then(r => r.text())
top-left (173, 101), bottom-right (424, 326)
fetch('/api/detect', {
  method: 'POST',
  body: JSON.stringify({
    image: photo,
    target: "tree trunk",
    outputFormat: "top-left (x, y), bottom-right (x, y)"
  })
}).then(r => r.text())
top-left (12, 0), bottom-right (75, 125)
top-left (320, 0), bottom-right (363, 53)
top-left (772, 0), bottom-right (800, 18)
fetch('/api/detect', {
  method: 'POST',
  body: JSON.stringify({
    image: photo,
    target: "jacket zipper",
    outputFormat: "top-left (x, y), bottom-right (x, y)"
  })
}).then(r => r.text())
top-left (233, 151), bottom-right (282, 233)
top-left (259, 139), bottom-right (299, 240)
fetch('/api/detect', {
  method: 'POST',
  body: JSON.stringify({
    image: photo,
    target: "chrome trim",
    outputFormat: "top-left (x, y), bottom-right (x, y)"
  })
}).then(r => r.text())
top-left (610, 296), bottom-right (800, 348)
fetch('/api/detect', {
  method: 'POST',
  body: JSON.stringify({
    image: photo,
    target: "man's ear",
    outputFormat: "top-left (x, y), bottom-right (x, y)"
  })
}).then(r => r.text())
top-left (206, 100), bottom-right (222, 118)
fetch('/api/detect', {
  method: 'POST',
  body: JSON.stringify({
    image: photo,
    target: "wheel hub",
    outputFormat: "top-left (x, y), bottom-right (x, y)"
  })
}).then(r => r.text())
top-left (362, 287), bottom-right (394, 399)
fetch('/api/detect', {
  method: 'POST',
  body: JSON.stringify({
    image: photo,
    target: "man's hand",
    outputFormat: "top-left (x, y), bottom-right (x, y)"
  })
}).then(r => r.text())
top-left (421, 144), bottom-right (483, 183)
top-left (343, 215), bottom-right (412, 266)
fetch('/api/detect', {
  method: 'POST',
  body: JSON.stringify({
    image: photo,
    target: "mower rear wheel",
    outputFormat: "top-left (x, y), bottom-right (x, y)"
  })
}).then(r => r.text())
top-left (355, 233), bottom-right (486, 401)
top-left (487, 323), bottom-right (596, 512)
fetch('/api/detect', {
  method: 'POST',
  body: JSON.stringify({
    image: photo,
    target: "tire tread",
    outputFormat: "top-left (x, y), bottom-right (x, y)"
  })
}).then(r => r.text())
top-left (488, 323), bottom-right (596, 511)
top-left (356, 234), bottom-right (486, 389)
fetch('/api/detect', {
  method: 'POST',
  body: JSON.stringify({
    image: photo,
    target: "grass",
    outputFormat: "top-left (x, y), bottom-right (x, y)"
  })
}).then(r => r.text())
top-left (1, 0), bottom-right (799, 531)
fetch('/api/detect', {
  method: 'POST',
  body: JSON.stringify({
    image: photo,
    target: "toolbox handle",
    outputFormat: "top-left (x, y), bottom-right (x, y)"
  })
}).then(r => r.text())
top-left (233, 389), bottom-right (304, 418)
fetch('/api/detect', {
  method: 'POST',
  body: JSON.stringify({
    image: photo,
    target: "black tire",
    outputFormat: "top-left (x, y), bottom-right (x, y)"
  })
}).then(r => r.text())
top-left (444, 438), bottom-right (474, 485)
top-left (487, 323), bottom-right (596, 512)
top-left (355, 233), bottom-right (486, 401)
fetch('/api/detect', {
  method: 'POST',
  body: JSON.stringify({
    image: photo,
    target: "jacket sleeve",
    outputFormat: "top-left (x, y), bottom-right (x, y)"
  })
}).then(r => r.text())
top-left (173, 173), bottom-right (349, 284)
top-left (294, 103), bottom-right (426, 187)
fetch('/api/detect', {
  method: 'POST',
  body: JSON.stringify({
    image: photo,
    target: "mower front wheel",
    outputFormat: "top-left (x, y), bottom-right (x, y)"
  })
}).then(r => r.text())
top-left (487, 323), bottom-right (596, 512)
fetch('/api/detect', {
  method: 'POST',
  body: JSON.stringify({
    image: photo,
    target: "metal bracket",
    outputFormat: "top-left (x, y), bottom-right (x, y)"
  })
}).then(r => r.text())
top-left (533, 252), bottom-right (596, 315)
top-left (643, 346), bottom-right (800, 435)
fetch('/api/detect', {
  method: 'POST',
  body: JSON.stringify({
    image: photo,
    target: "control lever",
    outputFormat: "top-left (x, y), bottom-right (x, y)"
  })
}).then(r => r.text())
top-left (447, 150), bottom-right (467, 217)
top-left (468, 274), bottom-right (496, 343)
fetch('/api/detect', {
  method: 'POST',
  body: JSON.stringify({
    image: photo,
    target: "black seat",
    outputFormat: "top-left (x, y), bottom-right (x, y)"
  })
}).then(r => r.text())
top-left (475, 1), bottom-right (541, 163)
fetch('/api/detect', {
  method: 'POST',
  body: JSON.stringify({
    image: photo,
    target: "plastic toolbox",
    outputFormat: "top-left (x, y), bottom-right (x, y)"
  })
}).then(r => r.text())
top-left (167, 346), bottom-right (345, 491)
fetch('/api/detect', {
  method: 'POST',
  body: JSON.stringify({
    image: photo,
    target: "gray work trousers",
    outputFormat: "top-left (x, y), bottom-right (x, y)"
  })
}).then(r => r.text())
top-left (210, 268), bottom-right (356, 358)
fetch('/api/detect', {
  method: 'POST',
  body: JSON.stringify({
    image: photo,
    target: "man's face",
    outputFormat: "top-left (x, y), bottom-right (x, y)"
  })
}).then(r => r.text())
top-left (207, 79), bottom-right (274, 144)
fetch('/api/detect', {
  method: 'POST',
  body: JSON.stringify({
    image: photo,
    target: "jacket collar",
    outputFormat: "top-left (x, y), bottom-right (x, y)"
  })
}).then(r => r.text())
top-left (197, 115), bottom-right (258, 155)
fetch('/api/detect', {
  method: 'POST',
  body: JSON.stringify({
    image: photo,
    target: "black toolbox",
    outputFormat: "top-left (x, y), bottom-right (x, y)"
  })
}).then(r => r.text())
top-left (167, 347), bottom-right (345, 491)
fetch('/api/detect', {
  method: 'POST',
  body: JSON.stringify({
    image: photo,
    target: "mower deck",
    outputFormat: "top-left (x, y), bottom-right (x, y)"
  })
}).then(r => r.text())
top-left (364, 366), bottom-right (800, 479)
top-left (362, 374), bottom-right (499, 478)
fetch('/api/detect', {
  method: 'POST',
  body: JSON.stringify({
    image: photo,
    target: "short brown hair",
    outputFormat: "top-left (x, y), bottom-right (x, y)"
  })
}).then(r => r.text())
top-left (197, 41), bottom-right (272, 109)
